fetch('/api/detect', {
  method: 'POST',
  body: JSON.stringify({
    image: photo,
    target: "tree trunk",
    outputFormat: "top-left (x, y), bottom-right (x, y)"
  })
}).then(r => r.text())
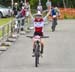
top-left (63, 0), bottom-right (66, 8)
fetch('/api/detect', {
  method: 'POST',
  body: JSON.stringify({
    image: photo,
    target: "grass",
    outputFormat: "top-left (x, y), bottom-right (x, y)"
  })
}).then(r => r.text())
top-left (0, 17), bottom-right (14, 38)
top-left (0, 17), bottom-right (14, 26)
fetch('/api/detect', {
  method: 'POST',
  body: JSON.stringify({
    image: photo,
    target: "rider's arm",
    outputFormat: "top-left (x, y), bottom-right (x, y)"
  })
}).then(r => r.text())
top-left (55, 7), bottom-right (60, 17)
top-left (43, 11), bottom-right (50, 21)
top-left (29, 11), bottom-right (34, 20)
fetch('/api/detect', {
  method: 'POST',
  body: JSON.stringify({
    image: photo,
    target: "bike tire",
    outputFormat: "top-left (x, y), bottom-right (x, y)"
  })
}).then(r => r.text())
top-left (35, 41), bottom-right (40, 67)
top-left (35, 55), bottom-right (39, 67)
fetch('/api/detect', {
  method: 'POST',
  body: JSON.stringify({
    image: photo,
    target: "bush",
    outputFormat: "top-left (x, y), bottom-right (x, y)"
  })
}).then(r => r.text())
top-left (72, 16), bottom-right (75, 19)
top-left (64, 14), bottom-right (68, 19)
top-left (64, 14), bottom-right (75, 19)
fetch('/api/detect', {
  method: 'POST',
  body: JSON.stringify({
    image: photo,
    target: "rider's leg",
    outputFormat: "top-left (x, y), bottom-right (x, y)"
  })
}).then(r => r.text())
top-left (32, 38), bottom-right (35, 53)
top-left (52, 18), bottom-right (57, 32)
top-left (40, 39), bottom-right (44, 54)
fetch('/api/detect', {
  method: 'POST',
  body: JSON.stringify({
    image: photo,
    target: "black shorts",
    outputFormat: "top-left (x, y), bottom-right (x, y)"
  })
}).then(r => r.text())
top-left (34, 32), bottom-right (43, 36)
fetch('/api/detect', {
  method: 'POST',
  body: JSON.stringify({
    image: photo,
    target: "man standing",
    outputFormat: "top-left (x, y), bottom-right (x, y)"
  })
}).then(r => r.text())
top-left (46, 0), bottom-right (52, 11)
top-left (25, 2), bottom-right (30, 17)
top-left (21, 6), bottom-right (26, 31)
top-left (46, 0), bottom-right (52, 20)
top-left (37, 3), bottom-right (43, 13)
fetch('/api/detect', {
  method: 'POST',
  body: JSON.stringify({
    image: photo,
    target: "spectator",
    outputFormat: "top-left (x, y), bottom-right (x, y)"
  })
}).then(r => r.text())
top-left (21, 6), bottom-right (26, 17)
top-left (37, 3), bottom-right (43, 13)
top-left (20, 6), bottom-right (26, 31)
top-left (25, 2), bottom-right (30, 17)
top-left (19, 1), bottom-right (23, 10)
top-left (15, 10), bottom-right (22, 33)
top-left (46, 0), bottom-right (52, 11)
top-left (13, 6), bottom-right (17, 16)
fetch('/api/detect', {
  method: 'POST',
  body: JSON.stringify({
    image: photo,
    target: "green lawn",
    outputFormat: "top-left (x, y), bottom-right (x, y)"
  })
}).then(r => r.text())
top-left (0, 17), bottom-right (14, 38)
top-left (0, 17), bottom-right (14, 26)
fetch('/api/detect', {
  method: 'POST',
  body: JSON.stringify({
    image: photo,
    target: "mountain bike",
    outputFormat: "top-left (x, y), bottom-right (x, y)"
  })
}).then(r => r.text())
top-left (27, 35), bottom-right (49, 67)
top-left (52, 17), bottom-right (57, 32)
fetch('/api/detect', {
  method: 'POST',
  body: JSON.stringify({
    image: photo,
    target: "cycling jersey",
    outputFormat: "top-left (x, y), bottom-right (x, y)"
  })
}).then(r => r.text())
top-left (30, 11), bottom-right (49, 33)
top-left (51, 8), bottom-right (56, 16)
top-left (51, 7), bottom-right (60, 17)
top-left (34, 18), bottom-right (44, 32)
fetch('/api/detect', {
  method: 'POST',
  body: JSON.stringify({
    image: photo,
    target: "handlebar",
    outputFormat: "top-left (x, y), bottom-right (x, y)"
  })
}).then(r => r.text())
top-left (26, 36), bottom-right (49, 38)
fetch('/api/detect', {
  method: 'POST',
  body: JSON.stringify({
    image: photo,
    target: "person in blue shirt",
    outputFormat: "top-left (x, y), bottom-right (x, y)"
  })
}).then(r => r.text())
top-left (51, 7), bottom-right (56, 17)
top-left (50, 5), bottom-right (60, 32)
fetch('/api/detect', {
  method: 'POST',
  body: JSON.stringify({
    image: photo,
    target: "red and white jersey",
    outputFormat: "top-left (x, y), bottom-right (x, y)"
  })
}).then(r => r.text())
top-left (34, 18), bottom-right (44, 32)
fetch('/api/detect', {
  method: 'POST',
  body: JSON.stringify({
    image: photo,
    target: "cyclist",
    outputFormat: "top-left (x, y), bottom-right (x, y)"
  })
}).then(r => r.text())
top-left (29, 11), bottom-right (50, 55)
top-left (50, 5), bottom-right (60, 32)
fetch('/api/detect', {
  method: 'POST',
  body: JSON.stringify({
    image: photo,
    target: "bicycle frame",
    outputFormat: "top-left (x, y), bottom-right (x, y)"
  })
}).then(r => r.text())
top-left (52, 17), bottom-right (57, 32)
top-left (33, 35), bottom-right (41, 56)
top-left (34, 40), bottom-right (40, 56)
top-left (33, 35), bottom-right (41, 67)
top-left (26, 35), bottom-right (49, 67)
top-left (33, 35), bottom-right (41, 42)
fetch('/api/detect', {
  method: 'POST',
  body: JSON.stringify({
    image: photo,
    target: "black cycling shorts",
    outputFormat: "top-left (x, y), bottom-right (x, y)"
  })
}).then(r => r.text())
top-left (34, 32), bottom-right (43, 36)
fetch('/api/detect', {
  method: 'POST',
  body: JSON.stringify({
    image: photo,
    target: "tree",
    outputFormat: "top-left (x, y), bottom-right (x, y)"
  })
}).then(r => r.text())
top-left (29, 0), bottom-right (38, 9)
top-left (63, 0), bottom-right (66, 8)
top-left (0, 0), bottom-right (75, 8)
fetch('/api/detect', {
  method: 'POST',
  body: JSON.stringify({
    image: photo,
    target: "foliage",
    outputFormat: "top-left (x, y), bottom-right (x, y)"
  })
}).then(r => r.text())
top-left (0, 17), bottom-right (13, 26)
top-left (64, 14), bottom-right (68, 19)
top-left (29, 0), bottom-right (75, 9)
top-left (64, 14), bottom-right (75, 19)
top-left (0, 0), bottom-right (75, 9)
top-left (29, 0), bottom-right (38, 9)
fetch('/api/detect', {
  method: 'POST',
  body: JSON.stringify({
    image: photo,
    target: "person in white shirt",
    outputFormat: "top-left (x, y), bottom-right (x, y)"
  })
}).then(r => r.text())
top-left (46, 0), bottom-right (52, 11)
top-left (26, 2), bottom-right (30, 17)
top-left (37, 3), bottom-right (43, 13)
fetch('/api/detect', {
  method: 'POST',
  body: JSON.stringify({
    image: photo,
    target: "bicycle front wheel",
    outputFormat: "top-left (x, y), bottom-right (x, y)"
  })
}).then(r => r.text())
top-left (35, 55), bottom-right (39, 67)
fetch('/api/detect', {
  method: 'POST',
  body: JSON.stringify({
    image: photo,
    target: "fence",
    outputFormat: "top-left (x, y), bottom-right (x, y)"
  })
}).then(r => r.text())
top-left (0, 19), bottom-right (15, 45)
top-left (0, 16), bottom-right (33, 46)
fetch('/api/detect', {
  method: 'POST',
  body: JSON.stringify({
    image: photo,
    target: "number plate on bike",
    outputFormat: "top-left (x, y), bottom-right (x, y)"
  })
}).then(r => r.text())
top-left (33, 36), bottom-right (41, 41)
